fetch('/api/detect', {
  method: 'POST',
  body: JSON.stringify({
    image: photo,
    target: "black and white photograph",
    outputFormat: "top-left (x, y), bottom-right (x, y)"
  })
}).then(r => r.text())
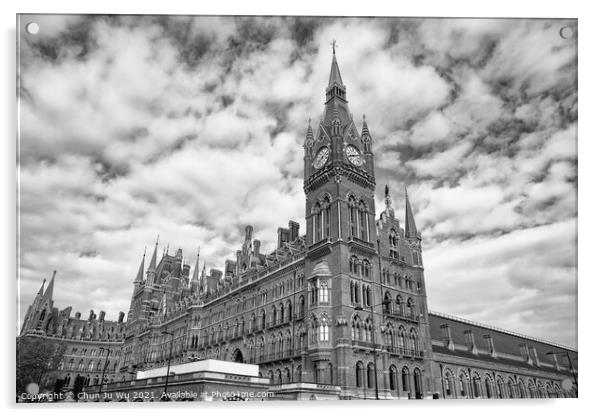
top-left (15, 13), bottom-right (578, 404)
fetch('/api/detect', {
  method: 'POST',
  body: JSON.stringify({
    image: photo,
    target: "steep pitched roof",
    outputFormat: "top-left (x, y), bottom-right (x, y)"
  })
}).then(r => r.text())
top-left (404, 186), bottom-right (419, 238)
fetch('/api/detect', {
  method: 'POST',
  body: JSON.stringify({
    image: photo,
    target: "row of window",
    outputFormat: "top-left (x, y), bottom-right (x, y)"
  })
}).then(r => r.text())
top-left (350, 281), bottom-right (371, 306)
top-left (191, 298), bottom-right (308, 347)
top-left (197, 272), bottom-right (305, 327)
top-left (443, 370), bottom-right (571, 399)
top-left (383, 270), bottom-right (421, 291)
top-left (355, 362), bottom-right (423, 396)
top-left (349, 256), bottom-right (371, 277)
top-left (311, 194), bottom-right (371, 244)
top-left (60, 358), bottom-right (118, 373)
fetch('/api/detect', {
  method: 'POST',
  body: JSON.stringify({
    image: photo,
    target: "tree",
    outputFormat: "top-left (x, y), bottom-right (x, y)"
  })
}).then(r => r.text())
top-left (16, 336), bottom-right (66, 395)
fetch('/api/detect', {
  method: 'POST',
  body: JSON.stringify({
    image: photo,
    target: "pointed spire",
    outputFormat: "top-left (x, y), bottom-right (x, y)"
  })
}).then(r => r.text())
top-left (43, 270), bottom-right (56, 301)
top-left (135, 247), bottom-right (146, 283)
top-left (191, 247), bottom-right (200, 282)
top-left (361, 114), bottom-right (371, 138)
top-left (304, 117), bottom-right (314, 148)
top-left (328, 42), bottom-right (344, 88)
top-left (37, 278), bottom-right (46, 296)
top-left (405, 186), bottom-right (419, 238)
top-left (148, 236), bottom-right (159, 271)
top-left (385, 184), bottom-right (392, 210)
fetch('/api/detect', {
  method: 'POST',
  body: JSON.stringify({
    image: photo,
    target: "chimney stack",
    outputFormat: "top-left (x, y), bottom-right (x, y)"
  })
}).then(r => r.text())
top-left (289, 220), bottom-right (300, 241)
top-left (483, 334), bottom-right (497, 358)
top-left (253, 239), bottom-right (261, 257)
top-left (440, 324), bottom-right (454, 351)
top-left (464, 329), bottom-right (477, 355)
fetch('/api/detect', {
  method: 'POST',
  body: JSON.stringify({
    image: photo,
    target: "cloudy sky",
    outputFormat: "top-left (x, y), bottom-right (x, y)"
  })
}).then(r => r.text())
top-left (17, 15), bottom-right (577, 348)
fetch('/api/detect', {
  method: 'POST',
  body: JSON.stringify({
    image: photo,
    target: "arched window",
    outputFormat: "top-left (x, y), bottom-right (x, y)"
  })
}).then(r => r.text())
top-left (507, 380), bottom-right (515, 398)
top-left (496, 378), bottom-right (505, 398)
top-left (272, 306), bottom-right (277, 326)
top-left (348, 196), bottom-right (357, 237)
top-left (383, 292), bottom-right (392, 313)
top-left (319, 282), bottom-right (329, 303)
top-left (286, 301), bottom-right (292, 322)
top-left (361, 259), bottom-right (370, 278)
top-left (389, 230), bottom-right (398, 258)
top-left (298, 296), bottom-right (305, 317)
top-left (313, 202), bottom-right (323, 242)
top-left (459, 373), bottom-right (468, 397)
top-left (367, 362), bottom-right (375, 388)
top-left (319, 316), bottom-right (329, 342)
top-left (358, 201), bottom-right (367, 240)
top-left (323, 195), bottom-right (332, 240)
top-left (414, 369), bottom-right (423, 399)
top-left (401, 367), bottom-right (410, 391)
top-left (444, 372), bottom-right (454, 397)
top-left (355, 362), bottom-right (364, 387)
top-left (389, 365), bottom-right (398, 393)
top-left (485, 377), bottom-right (493, 398)
top-left (472, 374), bottom-right (481, 398)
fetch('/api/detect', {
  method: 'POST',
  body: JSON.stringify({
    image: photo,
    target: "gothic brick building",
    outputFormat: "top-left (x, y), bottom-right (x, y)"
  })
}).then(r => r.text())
top-left (18, 49), bottom-right (577, 400)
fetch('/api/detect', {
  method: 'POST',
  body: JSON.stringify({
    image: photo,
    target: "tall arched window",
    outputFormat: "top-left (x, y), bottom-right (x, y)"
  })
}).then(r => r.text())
top-left (496, 378), bottom-right (505, 398)
top-left (358, 201), bottom-right (367, 240)
top-left (472, 374), bottom-right (481, 398)
top-left (367, 363), bottom-right (375, 388)
top-left (389, 365), bottom-right (398, 393)
top-left (313, 202), bottom-right (323, 242)
top-left (485, 377), bottom-right (493, 398)
top-left (459, 373), bottom-right (468, 397)
top-left (356, 362), bottom-right (364, 387)
top-left (444, 372), bottom-right (454, 397)
top-left (323, 195), bottom-right (332, 239)
top-left (401, 367), bottom-right (410, 391)
top-left (507, 380), bottom-right (515, 398)
top-left (298, 296), bottom-right (305, 317)
top-left (383, 292), bottom-right (392, 314)
top-left (348, 196), bottom-right (357, 237)
top-left (389, 230), bottom-right (398, 258)
top-left (319, 316), bottom-right (329, 342)
top-left (319, 282), bottom-right (329, 303)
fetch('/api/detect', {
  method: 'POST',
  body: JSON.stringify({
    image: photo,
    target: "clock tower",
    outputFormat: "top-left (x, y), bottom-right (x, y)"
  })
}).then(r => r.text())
top-left (302, 45), bottom-right (383, 392)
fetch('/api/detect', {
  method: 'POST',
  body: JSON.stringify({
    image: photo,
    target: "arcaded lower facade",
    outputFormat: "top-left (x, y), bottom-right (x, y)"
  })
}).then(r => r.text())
top-left (18, 50), bottom-right (577, 400)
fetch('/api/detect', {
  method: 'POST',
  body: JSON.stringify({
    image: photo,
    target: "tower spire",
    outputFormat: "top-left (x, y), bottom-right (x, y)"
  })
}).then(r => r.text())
top-left (134, 247), bottom-right (146, 284)
top-left (304, 117), bottom-right (314, 148)
top-left (328, 45), bottom-right (344, 89)
top-left (405, 186), bottom-right (419, 238)
top-left (148, 236), bottom-right (159, 271)
top-left (37, 278), bottom-right (46, 296)
top-left (191, 247), bottom-right (200, 282)
top-left (43, 270), bottom-right (56, 301)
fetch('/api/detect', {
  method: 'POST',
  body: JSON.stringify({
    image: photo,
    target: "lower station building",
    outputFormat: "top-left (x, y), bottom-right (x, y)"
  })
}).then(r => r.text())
top-left (18, 49), bottom-right (577, 400)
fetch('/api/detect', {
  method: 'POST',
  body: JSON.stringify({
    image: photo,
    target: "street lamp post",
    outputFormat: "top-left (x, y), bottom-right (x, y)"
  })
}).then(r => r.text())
top-left (546, 351), bottom-right (577, 396)
top-left (162, 331), bottom-right (175, 401)
top-left (354, 299), bottom-right (390, 400)
top-left (97, 348), bottom-right (113, 401)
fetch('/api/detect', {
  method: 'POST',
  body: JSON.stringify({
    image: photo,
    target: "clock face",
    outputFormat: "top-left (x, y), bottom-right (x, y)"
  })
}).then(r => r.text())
top-left (313, 147), bottom-right (330, 169)
top-left (345, 145), bottom-right (363, 166)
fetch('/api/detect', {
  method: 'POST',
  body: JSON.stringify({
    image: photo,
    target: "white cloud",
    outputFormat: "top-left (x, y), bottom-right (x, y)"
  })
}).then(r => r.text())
top-left (18, 17), bottom-right (577, 347)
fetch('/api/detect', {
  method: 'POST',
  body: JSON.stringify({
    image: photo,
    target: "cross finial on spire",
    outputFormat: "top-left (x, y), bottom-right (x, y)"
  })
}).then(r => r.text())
top-left (331, 39), bottom-right (337, 55)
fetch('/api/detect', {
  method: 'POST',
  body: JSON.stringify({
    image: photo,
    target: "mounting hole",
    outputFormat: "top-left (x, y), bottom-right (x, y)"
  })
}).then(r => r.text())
top-left (559, 26), bottom-right (573, 39)
top-left (26, 22), bottom-right (39, 35)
